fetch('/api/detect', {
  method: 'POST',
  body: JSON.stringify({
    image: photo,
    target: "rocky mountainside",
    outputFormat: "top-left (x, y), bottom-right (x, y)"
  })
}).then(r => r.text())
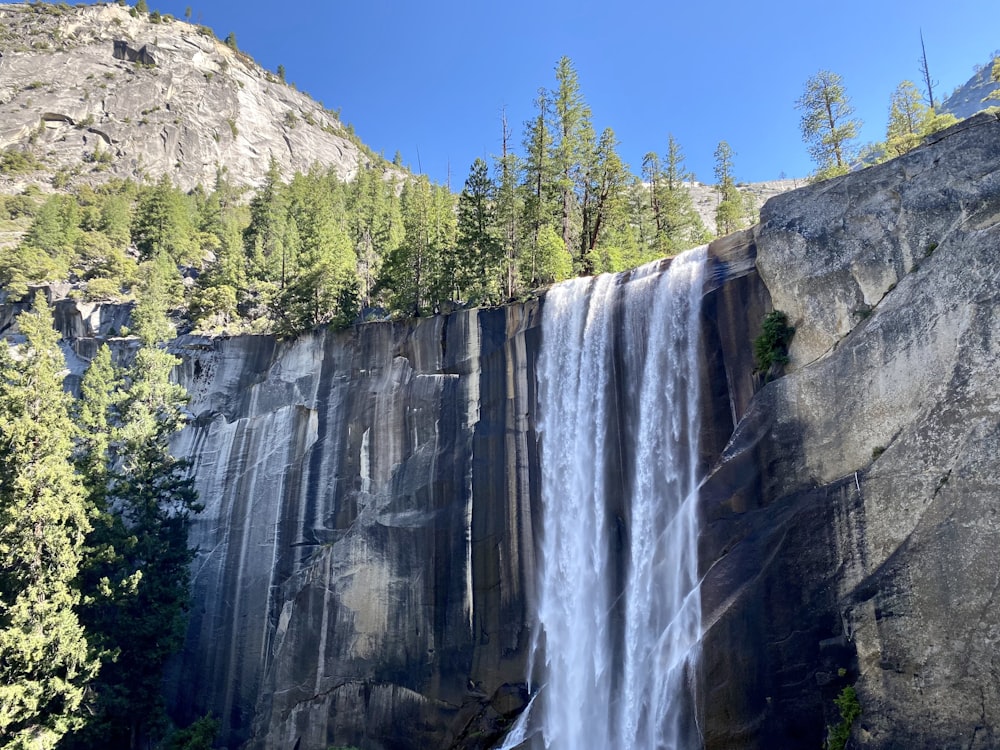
top-left (688, 178), bottom-right (800, 236)
top-left (0, 2), bottom-right (376, 192)
top-left (941, 54), bottom-right (1000, 120)
top-left (0, 1), bottom-right (796, 226)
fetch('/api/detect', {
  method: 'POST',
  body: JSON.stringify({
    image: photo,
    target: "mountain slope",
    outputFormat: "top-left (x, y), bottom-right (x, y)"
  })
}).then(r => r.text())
top-left (940, 55), bottom-right (1000, 120)
top-left (0, 2), bottom-right (377, 191)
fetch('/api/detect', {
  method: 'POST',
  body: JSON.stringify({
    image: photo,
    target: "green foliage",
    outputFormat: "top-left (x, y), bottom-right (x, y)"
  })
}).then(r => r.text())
top-left (347, 165), bottom-right (403, 306)
top-left (643, 135), bottom-right (710, 256)
top-left (826, 685), bottom-right (861, 750)
top-left (3, 194), bottom-right (39, 220)
top-left (882, 81), bottom-right (960, 160)
top-left (454, 158), bottom-right (503, 305)
top-left (580, 127), bottom-right (631, 274)
top-left (132, 252), bottom-right (182, 345)
top-left (714, 141), bottom-right (750, 236)
top-left (160, 715), bottom-right (219, 750)
top-left (796, 70), bottom-right (861, 179)
top-left (376, 175), bottom-right (455, 315)
top-left (134, 0), bottom-right (148, 12)
top-left (0, 300), bottom-right (100, 749)
top-left (0, 195), bottom-right (83, 297)
top-left (83, 276), bottom-right (127, 302)
top-left (132, 175), bottom-right (198, 264)
top-left (885, 81), bottom-right (930, 158)
top-left (0, 148), bottom-right (41, 175)
top-left (529, 223), bottom-right (572, 285)
top-left (753, 310), bottom-right (795, 377)
top-left (67, 334), bottom-right (201, 748)
top-left (224, 32), bottom-right (237, 50)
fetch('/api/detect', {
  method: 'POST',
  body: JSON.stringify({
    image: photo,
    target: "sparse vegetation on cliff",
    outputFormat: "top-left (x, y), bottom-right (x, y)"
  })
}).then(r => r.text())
top-left (753, 309), bottom-right (795, 378)
top-left (825, 685), bottom-right (861, 750)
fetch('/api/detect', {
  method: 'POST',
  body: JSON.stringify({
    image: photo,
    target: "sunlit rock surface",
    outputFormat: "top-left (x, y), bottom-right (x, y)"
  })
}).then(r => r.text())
top-left (699, 112), bottom-right (1000, 749)
top-left (81, 112), bottom-right (1000, 749)
top-left (169, 308), bottom-right (541, 749)
top-left (0, 3), bottom-right (374, 191)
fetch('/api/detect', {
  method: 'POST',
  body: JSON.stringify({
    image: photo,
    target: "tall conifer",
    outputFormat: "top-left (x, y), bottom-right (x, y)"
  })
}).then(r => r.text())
top-left (0, 300), bottom-right (98, 749)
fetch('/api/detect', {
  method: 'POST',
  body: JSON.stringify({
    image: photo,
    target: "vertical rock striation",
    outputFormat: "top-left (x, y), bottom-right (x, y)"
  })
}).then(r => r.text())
top-left (170, 306), bottom-right (541, 749)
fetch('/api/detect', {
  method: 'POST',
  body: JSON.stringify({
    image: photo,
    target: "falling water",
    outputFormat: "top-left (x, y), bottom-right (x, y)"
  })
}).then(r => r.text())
top-left (529, 246), bottom-right (706, 750)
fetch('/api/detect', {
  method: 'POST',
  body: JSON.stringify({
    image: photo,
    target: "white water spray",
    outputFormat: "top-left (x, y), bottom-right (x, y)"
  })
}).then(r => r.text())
top-left (527, 246), bottom-right (706, 750)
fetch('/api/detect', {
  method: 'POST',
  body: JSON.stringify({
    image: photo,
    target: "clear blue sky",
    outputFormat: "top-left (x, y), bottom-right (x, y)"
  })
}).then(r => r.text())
top-left (144, 1), bottom-right (999, 185)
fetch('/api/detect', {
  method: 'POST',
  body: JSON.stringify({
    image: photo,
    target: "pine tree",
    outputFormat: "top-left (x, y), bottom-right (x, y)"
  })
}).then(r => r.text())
top-left (521, 91), bottom-right (556, 286)
top-left (132, 252), bottom-right (181, 346)
top-left (377, 177), bottom-right (457, 315)
top-left (0, 299), bottom-right (99, 749)
top-left (244, 159), bottom-right (287, 286)
top-left (494, 109), bottom-right (522, 300)
top-left (886, 81), bottom-right (929, 158)
top-left (379, 176), bottom-right (433, 315)
top-left (131, 175), bottom-right (198, 265)
top-left (455, 158), bottom-right (502, 305)
top-left (273, 171), bottom-right (358, 333)
top-left (348, 166), bottom-right (402, 307)
top-left (190, 173), bottom-right (247, 330)
top-left (714, 141), bottom-right (745, 237)
top-left (551, 57), bottom-right (592, 264)
top-left (795, 70), bottom-right (862, 180)
top-left (75, 344), bottom-right (117, 496)
top-left (427, 182), bottom-right (458, 306)
top-left (642, 151), bottom-right (663, 233)
top-left (68, 319), bottom-right (201, 750)
top-left (579, 127), bottom-right (630, 272)
top-left (659, 135), bottom-right (709, 251)
top-left (885, 80), bottom-right (957, 159)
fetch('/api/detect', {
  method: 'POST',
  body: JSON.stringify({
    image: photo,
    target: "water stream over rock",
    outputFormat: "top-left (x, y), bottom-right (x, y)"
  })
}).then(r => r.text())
top-left (528, 246), bottom-right (706, 749)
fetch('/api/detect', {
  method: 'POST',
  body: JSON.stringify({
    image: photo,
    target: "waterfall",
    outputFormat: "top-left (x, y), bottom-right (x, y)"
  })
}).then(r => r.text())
top-left (529, 246), bottom-right (706, 750)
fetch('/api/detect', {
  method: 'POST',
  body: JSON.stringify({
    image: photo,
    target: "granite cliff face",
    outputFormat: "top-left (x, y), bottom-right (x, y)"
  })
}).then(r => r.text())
top-left (0, 3), bottom-right (375, 191)
top-left (166, 307), bottom-right (542, 749)
top-left (699, 112), bottom-right (1000, 749)
top-left (16, 112), bottom-right (1000, 748)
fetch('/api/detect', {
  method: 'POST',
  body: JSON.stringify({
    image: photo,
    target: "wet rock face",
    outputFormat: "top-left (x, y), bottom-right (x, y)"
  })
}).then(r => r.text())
top-left (169, 306), bottom-right (541, 749)
top-left (698, 113), bottom-right (1000, 749)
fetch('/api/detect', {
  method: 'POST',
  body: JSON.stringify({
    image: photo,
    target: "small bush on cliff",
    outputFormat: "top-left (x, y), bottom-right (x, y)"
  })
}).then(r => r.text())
top-left (753, 309), bottom-right (795, 377)
top-left (0, 147), bottom-right (41, 175)
top-left (825, 685), bottom-right (861, 750)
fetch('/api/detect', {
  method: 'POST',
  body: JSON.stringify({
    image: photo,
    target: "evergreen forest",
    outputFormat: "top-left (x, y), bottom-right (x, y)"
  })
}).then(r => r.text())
top-left (0, 57), bottom-right (726, 336)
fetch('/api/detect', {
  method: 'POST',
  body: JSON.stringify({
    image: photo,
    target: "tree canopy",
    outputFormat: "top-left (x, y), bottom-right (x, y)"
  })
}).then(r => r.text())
top-left (796, 70), bottom-right (862, 180)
